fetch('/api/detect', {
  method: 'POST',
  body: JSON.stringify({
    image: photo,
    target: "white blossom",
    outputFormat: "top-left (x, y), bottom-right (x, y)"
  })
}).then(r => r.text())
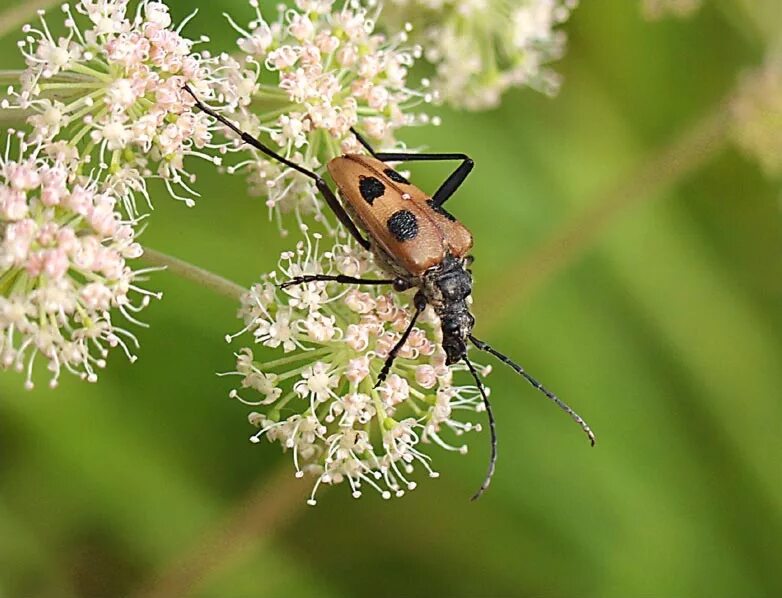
top-left (384, 0), bottom-right (578, 110)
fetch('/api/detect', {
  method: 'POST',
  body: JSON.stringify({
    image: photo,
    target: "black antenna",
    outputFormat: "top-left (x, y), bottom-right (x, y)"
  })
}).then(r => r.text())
top-left (464, 357), bottom-right (497, 501)
top-left (469, 335), bottom-right (596, 446)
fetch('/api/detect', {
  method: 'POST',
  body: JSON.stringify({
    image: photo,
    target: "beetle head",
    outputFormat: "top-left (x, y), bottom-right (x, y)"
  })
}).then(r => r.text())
top-left (443, 334), bottom-right (467, 365)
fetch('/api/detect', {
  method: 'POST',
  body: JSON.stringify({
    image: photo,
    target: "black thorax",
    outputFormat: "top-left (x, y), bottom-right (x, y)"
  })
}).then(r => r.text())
top-left (421, 254), bottom-right (475, 365)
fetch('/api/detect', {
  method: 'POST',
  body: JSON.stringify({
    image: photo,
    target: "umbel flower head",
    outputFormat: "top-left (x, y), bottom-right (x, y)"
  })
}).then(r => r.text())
top-left (731, 57), bottom-right (782, 177)
top-left (0, 132), bottom-right (157, 389)
top-left (383, 0), bottom-right (578, 110)
top-left (4, 0), bottom-right (226, 213)
top-left (213, 0), bottom-right (435, 234)
top-left (223, 227), bottom-right (488, 504)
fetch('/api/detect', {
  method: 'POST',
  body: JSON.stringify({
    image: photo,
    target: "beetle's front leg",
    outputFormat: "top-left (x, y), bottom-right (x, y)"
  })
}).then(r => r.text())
top-left (279, 274), bottom-right (411, 291)
top-left (374, 291), bottom-right (428, 387)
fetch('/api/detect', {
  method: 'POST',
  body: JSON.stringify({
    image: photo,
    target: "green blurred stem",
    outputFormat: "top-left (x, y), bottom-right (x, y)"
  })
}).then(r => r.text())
top-left (140, 248), bottom-right (245, 301)
top-left (479, 98), bottom-right (732, 326)
top-left (0, 69), bottom-right (23, 83)
top-left (133, 464), bottom-right (309, 598)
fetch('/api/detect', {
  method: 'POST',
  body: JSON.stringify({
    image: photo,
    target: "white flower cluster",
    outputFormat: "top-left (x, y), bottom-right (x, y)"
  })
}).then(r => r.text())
top-left (0, 133), bottom-right (156, 389)
top-left (384, 0), bottom-right (578, 109)
top-left (213, 0), bottom-right (435, 233)
top-left (223, 228), bottom-right (487, 503)
top-left (731, 57), bottom-right (782, 177)
top-left (4, 0), bottom-right (226, 213)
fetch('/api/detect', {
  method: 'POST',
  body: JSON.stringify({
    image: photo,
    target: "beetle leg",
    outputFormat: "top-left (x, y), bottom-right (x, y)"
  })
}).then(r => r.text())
top-left (350, 127), bottom-right (474, 208)
top-left (371, 150), bottom-right (473, 209)
top-left (349, 127), bottom-right (380, 159)
top-left (184, 85), bottom-right (370, 250)
top-left (278, 274), bottom-right (405, 290)
top-left (429, 156), bottom-right (474, 208)
top-left (314, 179), bottom-right (371, 250)
top-left (374, 292), bottom-right (427, 387)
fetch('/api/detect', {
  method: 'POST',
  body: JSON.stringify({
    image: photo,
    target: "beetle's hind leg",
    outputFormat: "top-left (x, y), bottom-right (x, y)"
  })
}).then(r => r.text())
top-left (374, 292), bottom-right (427, 388)
top-left (350, 127), bottom-right (473, 210)
top-left (279, 274), bottom-right (410, 291)
top-left (184, 85), bottom-right (370, 250)
top-left (350, 127), bottom-right (380, 159)
top-left (373, 151), bottom-right (474, 210)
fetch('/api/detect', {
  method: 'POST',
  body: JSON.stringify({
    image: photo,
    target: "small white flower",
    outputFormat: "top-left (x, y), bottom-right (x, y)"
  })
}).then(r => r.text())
top-left (294, 361), bottom-right (340, 403)
top-left (415, 364), bottom-right (438, 389)
top-left (254, 308), bottom-right (298, 353)
top-left (378, 373), bottom-right (411, 408)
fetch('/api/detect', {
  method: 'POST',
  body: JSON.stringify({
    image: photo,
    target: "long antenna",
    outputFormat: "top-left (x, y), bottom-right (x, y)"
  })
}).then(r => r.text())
top-left (469, 335), bottom-right (596, 446)
top-left (182, 84), bottom-right (315, 181)
top-left (464, 357), bottom-right (497, 501)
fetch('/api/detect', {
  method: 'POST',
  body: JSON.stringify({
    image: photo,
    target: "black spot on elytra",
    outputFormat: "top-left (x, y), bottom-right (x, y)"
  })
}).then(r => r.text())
top-left (384, 168), bottom-right (409, 184)
top-left (358, 176), bottom-right (385, 204)
top-left (427, 199), bottom-right (456, 222)
top-left (387, 209), bottom-right (419, 242)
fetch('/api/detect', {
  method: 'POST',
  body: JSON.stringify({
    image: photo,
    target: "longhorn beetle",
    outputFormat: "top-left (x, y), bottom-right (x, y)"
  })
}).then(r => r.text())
top-left (185, 86), bottom-right (596, 500)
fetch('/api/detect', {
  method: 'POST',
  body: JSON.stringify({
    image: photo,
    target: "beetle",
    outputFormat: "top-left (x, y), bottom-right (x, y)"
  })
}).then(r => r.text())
top-left (184, 86), bottom-right (595, 500)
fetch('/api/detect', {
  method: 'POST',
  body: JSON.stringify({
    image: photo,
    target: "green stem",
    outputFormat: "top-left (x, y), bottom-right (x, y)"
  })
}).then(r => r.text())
top-left (268, 390), bottom-right (299, 419)
top-left (253, 103), bottom-right (301, 123)
top-left (479, 98), bottom-right (732, 326)
top-left (261, 347), bottom-right (331, 370)
top-left (0, 69), bottom-right (24, 82)
top-left (256, 84), bottom-right (291, 98)
top-left (0, 268), bottom-right (21, 295)
top-left (39, 82), bottom-right (105, 90)
top-left (139, 247), bottom-right (246, 301)
top-left (68, 63), bottom-right (113, 83)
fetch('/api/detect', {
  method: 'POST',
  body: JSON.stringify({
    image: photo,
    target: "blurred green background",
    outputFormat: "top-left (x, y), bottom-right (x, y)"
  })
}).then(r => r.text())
top-left (1, 0), bottom-right (781, 597)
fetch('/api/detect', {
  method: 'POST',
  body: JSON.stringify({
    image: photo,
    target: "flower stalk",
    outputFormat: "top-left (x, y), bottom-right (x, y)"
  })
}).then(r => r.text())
top-left (139, 247), bottom-right (245, 301)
